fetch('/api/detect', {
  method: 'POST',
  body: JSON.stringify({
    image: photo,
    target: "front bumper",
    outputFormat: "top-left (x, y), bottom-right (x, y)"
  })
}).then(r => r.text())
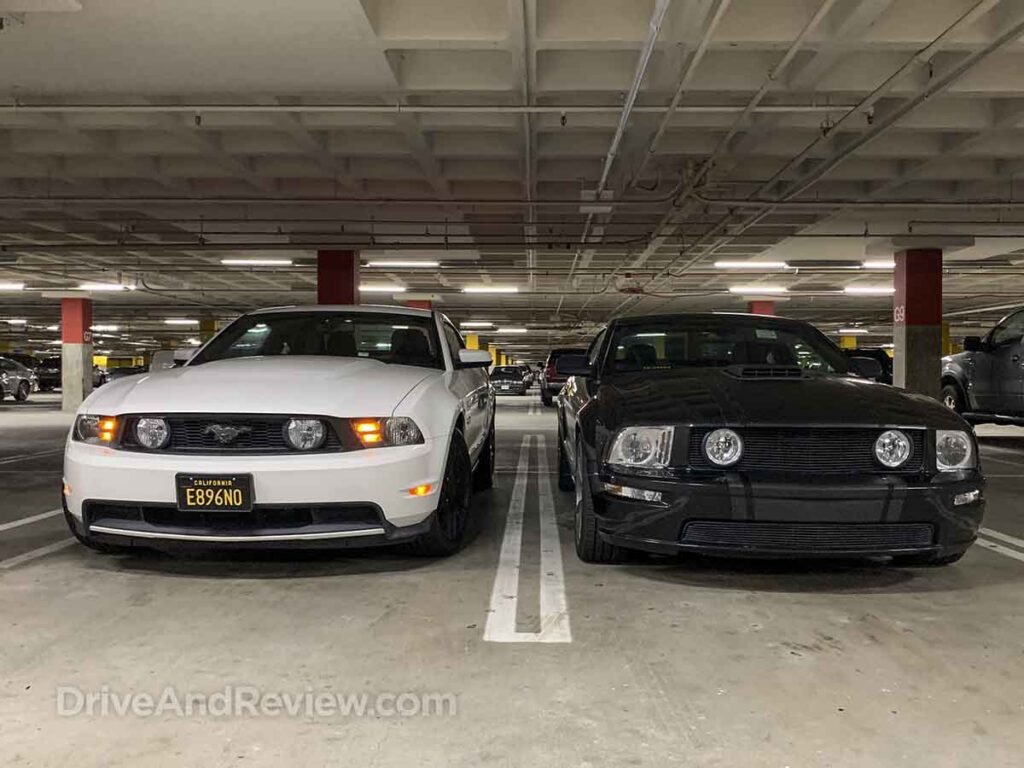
top-left (592, 468), bottom-right (985, 559)
top-left (64, 437), bottom-right (448, 546)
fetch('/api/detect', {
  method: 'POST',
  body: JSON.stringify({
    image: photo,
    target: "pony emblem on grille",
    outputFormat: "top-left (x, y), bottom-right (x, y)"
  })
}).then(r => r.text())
top-left (204, 424), bottom-right (252, 445)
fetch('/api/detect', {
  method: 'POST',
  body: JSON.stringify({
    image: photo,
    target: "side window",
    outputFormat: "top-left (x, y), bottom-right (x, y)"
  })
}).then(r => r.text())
top-left (991, 311), bottom-right (1024, 347)
top-left (0, 360), bottom-right (14, 372)
top-left (587, 330), bottom-right (607, 367)
top-left (442, 323), bottom-right (465, 362)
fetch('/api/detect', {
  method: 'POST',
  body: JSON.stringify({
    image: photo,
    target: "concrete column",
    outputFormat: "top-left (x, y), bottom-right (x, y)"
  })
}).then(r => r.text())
top-left (405, 299), bottom-right (432, 310)
top-left (61, 297), bottom-right (93, 412)
top-left (317, 250), bottom-right (359, 305)
top-left (839, 336), bottom-right (858, 350)
top-left (464, 333), bottom-right (479, 350)
top-left (747, 300), bottom-right (775, 316)
top-left (893, 248), bottom-right (942, 398)
top-left (488, 344), bottom-right (499, 365)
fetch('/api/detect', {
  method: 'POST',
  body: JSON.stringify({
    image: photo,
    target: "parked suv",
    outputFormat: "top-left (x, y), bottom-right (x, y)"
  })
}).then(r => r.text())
top-left (491, 365), bottom-right (529, 395)
top-left (541, 348), bottom-right (586, 407)
top-left (0, 356), bottom-right (38, 402)
top-left (942, 308), bottom-right (1024, 423)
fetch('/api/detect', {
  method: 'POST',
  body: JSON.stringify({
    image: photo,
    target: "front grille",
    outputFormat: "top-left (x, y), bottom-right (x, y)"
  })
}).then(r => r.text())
top-left (681, 521), bottom-right (935, 552)
top-left (687, 427), bottom-right (926, 474)
top-left (85, 502), bottom-right (382, 533)
top-left (121, 414), bottom-right (343, 454)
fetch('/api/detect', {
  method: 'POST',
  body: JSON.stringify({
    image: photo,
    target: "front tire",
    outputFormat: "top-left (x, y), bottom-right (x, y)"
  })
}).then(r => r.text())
top-left (941, 383), bottom-right (965, 413)
top-left (14, 381), bottom-right (30, 402)
top-left (541, 390), bottom-right (553, 407)
top-left (410, 429), bottom-right (473, 557)
top-left (573, 436), bottom-right (627, 564)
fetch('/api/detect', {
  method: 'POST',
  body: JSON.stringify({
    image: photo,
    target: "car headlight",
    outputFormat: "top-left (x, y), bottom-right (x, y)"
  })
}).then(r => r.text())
top-left (606, 426), bottom-right (674, 468)
top-left (350, 417), bottom-right (424, 447)
top-left (936, 430), bottom-right (975, 471)
top-left (874, 429), bottom-right (912, 468)
top-left (284, 418), bottom-right (327, 451)
top-left (704, 428), bottom-right (743, 467)
top-left (135, 417), bottom-right (170, 450)
top-left (74, 415), bottom-right (118, 445)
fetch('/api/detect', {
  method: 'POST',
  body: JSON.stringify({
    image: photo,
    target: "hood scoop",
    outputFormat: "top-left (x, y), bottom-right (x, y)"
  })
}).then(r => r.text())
top-left (725, 364), bottom-right (805, 380)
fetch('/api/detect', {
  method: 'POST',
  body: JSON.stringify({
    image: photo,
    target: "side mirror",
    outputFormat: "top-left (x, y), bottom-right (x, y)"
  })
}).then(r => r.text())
top-left (149, 350), bottom-right (176, 372)
top-left (555, 354), bottom-right (593, 377)
top-left (848, 356), bottom-right (884, 381)
top-left (457, 349), bottom-right (492, 369)
top-left (173, 347), bottom-right (197, 364)
top-left (963, 335), bottom-right (983, 352)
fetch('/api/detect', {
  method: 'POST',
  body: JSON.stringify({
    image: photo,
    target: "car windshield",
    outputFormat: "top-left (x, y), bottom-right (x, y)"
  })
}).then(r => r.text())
top-left (605, 316), bottom-right (849, 374)
top-left (191, 311), bottom-right (444, 370)
top-left (492, 366), bottom-right (521, 377)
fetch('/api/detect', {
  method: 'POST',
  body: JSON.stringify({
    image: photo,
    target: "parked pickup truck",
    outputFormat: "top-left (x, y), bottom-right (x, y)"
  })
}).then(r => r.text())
top-left (942, 308), bottom-right (1024, 424)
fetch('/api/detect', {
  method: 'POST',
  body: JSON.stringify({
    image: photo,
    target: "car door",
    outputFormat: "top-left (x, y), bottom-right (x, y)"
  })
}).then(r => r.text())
top-left (984, 310), bottom-right (1024, 414)
top-left (562, 329), bottom-right (606, 466)
top-left (0, 359), bottom-right (13, 396)
top-left (440, 318), bottom-right (489, 458)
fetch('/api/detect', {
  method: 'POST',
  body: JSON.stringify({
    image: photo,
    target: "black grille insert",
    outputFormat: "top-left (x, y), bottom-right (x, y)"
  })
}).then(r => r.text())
top-left (687, 427), bottom-right (926, 474)
top-left (85, 502), bottom-right (382, 533)
top-left (682, 521), bottom-right (935, 552)
top-left (120, 414), bottom-right (344, 454)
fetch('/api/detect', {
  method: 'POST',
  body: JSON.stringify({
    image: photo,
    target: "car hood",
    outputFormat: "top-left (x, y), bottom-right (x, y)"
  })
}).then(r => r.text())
top-left (81, 356), bottom-right (437, 416)
top-left (597, 368), bottom-right (965, 429)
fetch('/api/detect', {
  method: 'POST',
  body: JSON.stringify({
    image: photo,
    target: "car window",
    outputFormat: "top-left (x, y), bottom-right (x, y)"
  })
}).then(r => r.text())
top-left (0, 359), bottom-right (15, 372)
top-left (991, 311), bottom-right (1024, 347)
top-left (587, 330), bottom-right (607, 367)
top-left (192, 312), bottom-right (444, 370)
top-left (442, 322), bottom-right (464, 363)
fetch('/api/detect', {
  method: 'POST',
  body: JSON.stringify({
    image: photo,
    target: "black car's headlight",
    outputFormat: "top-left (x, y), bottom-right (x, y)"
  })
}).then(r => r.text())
top-left (936, 430), bottom-right (975, 471)
top-left (703, 428), bottom-right (744, 467)
top-left (350, 417), bottom-right (424, 448)
top-left (874, 429), bottom-right (912, 468)
top-left (74, 415), bottom-right (118, 445)
top-left (606, 426), bottom-right (674, 468)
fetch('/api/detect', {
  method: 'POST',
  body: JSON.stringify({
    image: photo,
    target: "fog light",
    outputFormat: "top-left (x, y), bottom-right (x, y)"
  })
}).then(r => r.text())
top-left (602, 483), bottom-right (662, 503)
top-left (409, 484), bottom-right (434, 497)
top-left (953, 489), bottom-right (981, 507)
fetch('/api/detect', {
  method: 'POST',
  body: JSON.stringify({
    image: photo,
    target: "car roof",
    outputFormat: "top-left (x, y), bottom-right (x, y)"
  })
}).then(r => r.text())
top-left (249, 304), bottom-right (433, 318)
top-left (613, 311), bottom-right (807, 328)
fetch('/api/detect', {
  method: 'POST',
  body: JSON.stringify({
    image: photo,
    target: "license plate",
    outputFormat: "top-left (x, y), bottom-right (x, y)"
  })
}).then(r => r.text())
top-left (175, 474), bottom-right (253, 512)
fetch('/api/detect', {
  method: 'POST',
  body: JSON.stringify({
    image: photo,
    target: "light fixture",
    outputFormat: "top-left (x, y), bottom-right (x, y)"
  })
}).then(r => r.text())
top-left (496, 327), bottom-right (528, 334)
top-left (837, 327), bottom-right (870, 335)
top-left (862, 260), bottom-right (895, 269)
top-left (186, 338), bottom-right (202, 346)
top-left (844, 285), bottom-right (895, 295)
top-left (727, 285), bottom-right (788, 294)
top-left (78, 283), bottom-right (126, 291)
top-left (164, 319), bottom-right (199, 325)
top-left (221, 258), bottom-right (293, 266)
top-left (365, 260), bottom-right (440, 268)
top-left (46, 325), bottom-right (59, 332)
top-left (714, 261), bottom-right (788, 270)
top-left (460, 321), bottom-right (494, 328)
top-left (4, 319), bottom-right (27, 325)
top-left (0, 282), bottom-right (25, 291)
top-left (462, 285), bottom-right (519, 294)
top-left (91, 324), bottom-right (120, 332)
top-left (359, 284), bottom-right (407, 293)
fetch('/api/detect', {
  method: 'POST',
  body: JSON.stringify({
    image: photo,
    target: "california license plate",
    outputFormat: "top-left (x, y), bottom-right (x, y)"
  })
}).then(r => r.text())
top-left (175, 474), bottom-right (253, 512)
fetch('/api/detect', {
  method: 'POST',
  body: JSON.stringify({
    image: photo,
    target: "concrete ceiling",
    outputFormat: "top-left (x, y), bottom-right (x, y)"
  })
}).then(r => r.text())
top-left (2, 0), bottom-right (1024, 359)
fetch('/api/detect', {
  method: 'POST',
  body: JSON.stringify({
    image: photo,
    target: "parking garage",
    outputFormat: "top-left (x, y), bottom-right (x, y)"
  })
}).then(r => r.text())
top-left (2, 0), bottom-right (1024, 765)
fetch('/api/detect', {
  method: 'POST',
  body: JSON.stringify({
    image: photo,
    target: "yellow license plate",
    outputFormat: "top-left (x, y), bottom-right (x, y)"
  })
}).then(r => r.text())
top-left (175, 474), bottom-right (253, 512)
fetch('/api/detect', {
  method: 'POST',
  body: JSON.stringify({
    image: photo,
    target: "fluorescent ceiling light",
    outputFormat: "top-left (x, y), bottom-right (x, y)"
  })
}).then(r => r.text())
top-left (862, 260), bottom-right (895, 269)
top-left (46, 324), bottom-right (59, 331)
top-left (496, 327), bottom-right (528, 334)
top-left (0, 282), bottom-right (25, 291)
top-left (78, 283), bottom-right (126, 291)
top-left (462, 285), bottom-right (519, 294)
top-left (837, 327), bottom-right (870, 335)
top-left (635, 332), bottom-right (666, 337)
top-left (365, 260), bottom-right (440, 268)
top-left (460, 321), bottom-right (494, 328)
top-left (714, 261), bottom-right (788, 270)
top-left (4, 319), bottom-right (27, 325)
top-left (164, 319), bottom-right (199, 325)
top-left (359, 284), bottom-right (407, 293)
top-left (91, 324), bottom-right (119, 332)
top-left (728, 285), bottom-right (788, 294)
top-left (221, 258), bottom-right (293, 266)
top-left (185, 338), bottom-right (202, 346)
top-left (844, 285), bottom-right (895, 295)
top-left (48, 340), bottom-right (63, 346)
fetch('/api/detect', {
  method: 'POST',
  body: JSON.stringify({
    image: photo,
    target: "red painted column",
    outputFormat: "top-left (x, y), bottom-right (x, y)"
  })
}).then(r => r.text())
top-left (60, 297), bottom-right (93, 411)
top-left (404, 300), bottom-right (432, 310)
top-left (747, 300), bottom-right (775, 316)
top-left (317, 250), bottom-right (359, 305)
top-left (893, 248), bottom-right (942, 398)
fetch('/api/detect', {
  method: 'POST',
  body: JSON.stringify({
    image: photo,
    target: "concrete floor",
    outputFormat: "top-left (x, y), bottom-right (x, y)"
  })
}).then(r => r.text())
top-left (1, 392), bottom-right (1024, 767)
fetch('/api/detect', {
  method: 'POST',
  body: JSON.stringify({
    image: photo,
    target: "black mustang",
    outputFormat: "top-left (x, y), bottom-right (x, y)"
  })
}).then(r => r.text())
top-left (556, 313), bottom-right (984, 566)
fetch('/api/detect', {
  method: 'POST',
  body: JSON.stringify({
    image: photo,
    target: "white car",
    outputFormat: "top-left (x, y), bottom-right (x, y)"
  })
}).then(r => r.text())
top-left (62, 306), bottom-right (495, 556)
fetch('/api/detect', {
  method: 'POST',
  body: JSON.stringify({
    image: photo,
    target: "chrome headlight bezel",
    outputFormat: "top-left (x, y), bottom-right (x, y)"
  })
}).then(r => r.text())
top-left (703, 428), bottom-right (744, 468)
top-left (874, 429), bottom-right (912, 468)
top-left (936, 429), bottom-right (975, 472)
top-left (605, 426), bottom-right (675, 469)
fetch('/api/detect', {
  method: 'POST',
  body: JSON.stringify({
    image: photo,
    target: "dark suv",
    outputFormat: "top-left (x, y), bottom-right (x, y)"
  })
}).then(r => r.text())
top-left (942, 308), bottom-right (1024, 423)
top-left (541, 347), bottom-right (586, 407)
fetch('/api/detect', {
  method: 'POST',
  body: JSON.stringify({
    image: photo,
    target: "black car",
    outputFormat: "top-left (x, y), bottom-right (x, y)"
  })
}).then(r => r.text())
top-left (35, 355), bottom-right (62, 391)
top-left (491, 364), bottom-right (529, 395)
top-left (556, 313), bottom-right (984, 566)
top-left (541, 347), bottom-right (586, 407)
top-left (942, 307), bottom-right (1024, 424)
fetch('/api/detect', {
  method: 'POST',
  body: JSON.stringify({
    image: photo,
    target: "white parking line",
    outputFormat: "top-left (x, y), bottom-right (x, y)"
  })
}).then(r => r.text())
top-left (981, 455), bottom-right (1024, 469)
top-left (979, 527), bottom-right (1024, 550)
top-left (484, 435), bottom-right (571, 643)
top-left (0, 448), bottom-right (63, 466)
top-left (0, 508), bottom-right (62, 533)
top-left (0, 537), bottom-right (75, 570)
top-left (975, 537), bottom-right (1024, 565)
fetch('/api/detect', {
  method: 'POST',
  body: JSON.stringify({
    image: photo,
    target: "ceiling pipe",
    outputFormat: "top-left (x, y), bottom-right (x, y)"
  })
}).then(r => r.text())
top-left (691, 192), bottom-right (1024, 210)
